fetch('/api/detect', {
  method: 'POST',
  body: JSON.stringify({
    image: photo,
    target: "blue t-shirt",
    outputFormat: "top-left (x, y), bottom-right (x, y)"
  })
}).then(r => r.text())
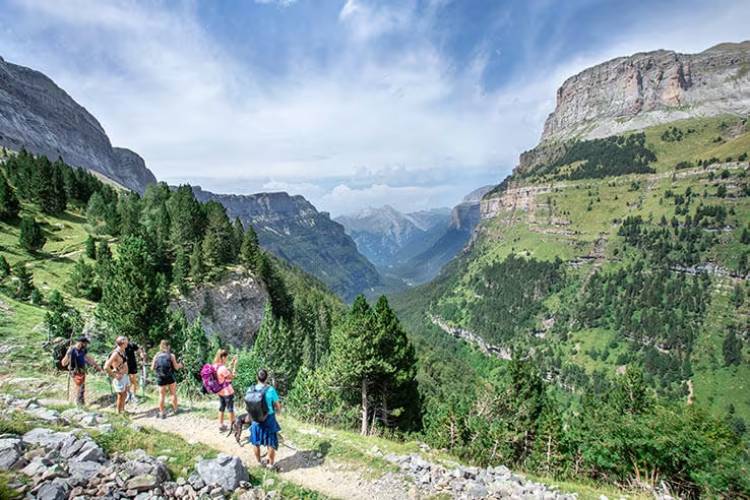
top-left (70, 347), bottom-right (88, 371)
top-left (255, 383), bottom-right (279, 414)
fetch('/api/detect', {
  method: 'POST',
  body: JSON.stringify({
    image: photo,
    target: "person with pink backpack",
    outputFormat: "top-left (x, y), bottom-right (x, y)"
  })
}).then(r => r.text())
top-left (201, 349), bottom-right (238, 432)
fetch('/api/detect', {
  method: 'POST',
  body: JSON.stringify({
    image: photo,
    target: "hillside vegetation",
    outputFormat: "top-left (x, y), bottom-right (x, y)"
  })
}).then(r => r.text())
top-left (392, 114), bottom-right (750, 497)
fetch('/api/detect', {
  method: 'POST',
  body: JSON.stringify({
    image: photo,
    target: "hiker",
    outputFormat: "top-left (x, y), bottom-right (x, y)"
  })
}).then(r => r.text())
top-left (124, 339), bottom-right (146, 404)
top-left (151, 340), bottom-right (182, 419)
top-left (104, 336), bottom-right (130, 414)
top-left (247, 369), bottom-right (282, 469)
top-left (213, 349), bottom-right (238, 432)
top-left (60, 336), bottom-right (104, 406)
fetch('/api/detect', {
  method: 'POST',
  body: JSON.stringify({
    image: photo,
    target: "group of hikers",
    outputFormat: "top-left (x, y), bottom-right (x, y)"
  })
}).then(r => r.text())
top-left (62, 336), bottom-right (282, 469)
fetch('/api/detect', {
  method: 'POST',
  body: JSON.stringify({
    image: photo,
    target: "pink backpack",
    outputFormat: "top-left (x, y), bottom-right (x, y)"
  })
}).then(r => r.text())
top-left (200, 364), bottom-right (228, 394)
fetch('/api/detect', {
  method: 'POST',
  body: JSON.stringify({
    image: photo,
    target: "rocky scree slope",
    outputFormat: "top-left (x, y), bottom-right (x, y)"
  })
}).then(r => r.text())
top-left (192, 187), bottom-right (381, 300)
top-left (0, 56), bottom-right (156, 193)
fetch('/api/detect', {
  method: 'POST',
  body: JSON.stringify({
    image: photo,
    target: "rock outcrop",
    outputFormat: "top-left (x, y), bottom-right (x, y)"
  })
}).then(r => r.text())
top-left (0, 56), bottom-right (156, 193)
top-left (171, 269), bottom-right (268, 348)
top-left (541, 41), bottom-right (750, 143)
top-left (192, 187), bottom-right (381, 300)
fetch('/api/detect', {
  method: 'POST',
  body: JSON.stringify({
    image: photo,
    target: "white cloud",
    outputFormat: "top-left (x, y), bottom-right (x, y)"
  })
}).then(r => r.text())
top-left (1, 0), bottom-right (749, 215)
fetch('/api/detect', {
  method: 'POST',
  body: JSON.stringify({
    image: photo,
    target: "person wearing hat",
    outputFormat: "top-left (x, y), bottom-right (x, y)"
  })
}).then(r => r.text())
top-left (61, 336), bottom-right (104, 406)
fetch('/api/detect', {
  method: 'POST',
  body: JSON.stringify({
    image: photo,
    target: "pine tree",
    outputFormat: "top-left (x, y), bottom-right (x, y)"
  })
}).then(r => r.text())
top-left (372, 295), bottom-right (420, 431)
top-left (170, 311), bottom-right (210, 393)
top-left (117, 192), bottom-right (143, 237)
top-left (172, 247), bottom-right (190, 293)
top-left (95, 240), bottom-right (112, 280)
top-left (18, 216), bottom-right (46, 252)
top-left (11, 262), bottom-right (34, 300)
top-left (166, 185), bottom-right (204, 256)
top-left (49, 159), bottom-right (68, 214)
top-left (731, 283), bottom-right (745, 308)
top-left (98, 236), bottom-right (168, 347)
top-left (86, 192), bottom-right (107, 232)
top-left (189, 242), bottom-right (205, 284)
top-left (240, 224), bottom-right (261, 271)
top-left (201, 201), bottom-right (234, 275)
top-left (67, 258), bottom-right (101, 301)
top-left (611, 366), bottom-right (652, 414)
top-left (85, 235), bottom-right (97, 259)
top-left (232, 217), bottom-right (244, 261)
top-left (326, 295), bottom-right (387, 435)
top-left (0, 175), bottom-right (20, 221)
top-left (45, 290), bottom-right (83, 341)
top-left (0, 255), bottom-right (10, 280)
top-left (723, 330), bottom-right (743, 366)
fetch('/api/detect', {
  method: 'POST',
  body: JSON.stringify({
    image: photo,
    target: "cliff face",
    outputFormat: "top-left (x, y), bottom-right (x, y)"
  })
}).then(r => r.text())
top-left (541, 41), bottom-right (750, 144)
top-left (171, 270), bottom-right (268, 348)
top-left (0, 56), bottom-right (156, 193)
top-left (192, 187), bottom-right (381, 300)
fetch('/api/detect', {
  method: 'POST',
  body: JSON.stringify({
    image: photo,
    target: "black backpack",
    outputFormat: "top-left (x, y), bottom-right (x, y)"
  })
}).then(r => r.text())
top-left (51, 337), bottom-right (71, 371)
top-left (245, 384), bottom-right (269, 423)
top-left (154, 353), bottom-right (173, 379)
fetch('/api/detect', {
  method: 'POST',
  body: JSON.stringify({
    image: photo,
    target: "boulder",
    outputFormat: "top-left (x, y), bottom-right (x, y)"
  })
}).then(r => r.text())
top-left (70, 440), bottom-right (105, 463)
top-left (22, 428), bottom-right (72, 449)
top-left (0, 437), bottom-right (23, 470)
top-left (126, 474), bottom-right (159, 492)
top-left (196, 453), bottom-right (249, 492)
top-left (68, 459), bottom-right (104, 481)
top-left (36, 479), bottom-right (70, 500)
top-left (22, 456), bottom-right (51, 477)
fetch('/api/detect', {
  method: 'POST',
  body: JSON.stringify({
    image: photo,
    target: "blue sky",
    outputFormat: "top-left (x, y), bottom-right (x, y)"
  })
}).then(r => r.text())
top-left (1, 0), bottom-right (749, 215)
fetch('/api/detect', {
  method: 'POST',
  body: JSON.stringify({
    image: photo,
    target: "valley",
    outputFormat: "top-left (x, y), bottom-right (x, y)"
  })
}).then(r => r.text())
top-left (1, 33), bottom-right (750, 500)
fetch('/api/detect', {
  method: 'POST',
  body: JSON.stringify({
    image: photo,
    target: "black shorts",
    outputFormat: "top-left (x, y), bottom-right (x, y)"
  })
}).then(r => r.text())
top-left (157, 375), bottom-right (175, 387)
top-left (219, 394), bottom-right (235, 413)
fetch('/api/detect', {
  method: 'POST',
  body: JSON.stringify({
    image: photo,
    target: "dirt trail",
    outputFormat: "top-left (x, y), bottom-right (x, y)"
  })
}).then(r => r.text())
top-left (129, 405), bottom-right (416, 500)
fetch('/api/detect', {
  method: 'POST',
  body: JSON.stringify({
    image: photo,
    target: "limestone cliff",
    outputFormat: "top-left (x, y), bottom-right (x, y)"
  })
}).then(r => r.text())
top-left (171, 269), bottom-right (268, 348)
top-left (0, 56), bottom-right (156, 193)
top-left (541, 41), bottom-right (750, 144)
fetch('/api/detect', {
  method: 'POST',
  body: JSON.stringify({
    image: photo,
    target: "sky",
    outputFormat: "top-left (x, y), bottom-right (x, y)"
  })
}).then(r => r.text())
top-left (1, 0), bottom-right (749, 216)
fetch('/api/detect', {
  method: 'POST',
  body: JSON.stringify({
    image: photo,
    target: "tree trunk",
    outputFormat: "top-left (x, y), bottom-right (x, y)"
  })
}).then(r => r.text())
top-left (360, 378), bottom-right (369, 436)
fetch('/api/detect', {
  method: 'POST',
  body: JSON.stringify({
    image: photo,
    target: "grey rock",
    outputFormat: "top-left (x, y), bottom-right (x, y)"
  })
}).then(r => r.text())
top-left (126, 474), bottom-right (159, 492)
top-left (36, 479), bottom-right (70, 500)
top-left (465, 481), bottom-right (489, 498)
top-left (0, 57), bottom-right (157, 193)
top-left (68, 459), bottom-right (104, 481)
top-left (541, 41), bottom-right (750, 144)
top-left (22, 428), bottom-right (72, 449)
top-left (0, 437), bottom-right (23, 470)
top-left (195, 453), bottom-right (249, 492)
top-left (22, 456), bottom-right (51, 476)
top-left (71, 441), bottom-right (105, 463)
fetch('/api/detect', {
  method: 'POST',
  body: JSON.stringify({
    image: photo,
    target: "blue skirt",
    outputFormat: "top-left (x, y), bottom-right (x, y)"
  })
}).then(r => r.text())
top-left (249, 413), bottom-right (281, 449)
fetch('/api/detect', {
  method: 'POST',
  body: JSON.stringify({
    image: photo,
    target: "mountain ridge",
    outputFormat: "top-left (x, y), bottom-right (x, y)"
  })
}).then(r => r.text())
top-left (0, 55), bottom-right (156, 193)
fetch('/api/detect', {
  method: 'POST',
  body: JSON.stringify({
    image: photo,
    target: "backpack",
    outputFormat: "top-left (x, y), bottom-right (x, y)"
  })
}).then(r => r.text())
top-left (154, 352), bottom-right (173, 379)
top-left (51, 337), bottom-right (71, 371)
top-left (200, 364), bottom-right (229, 394)
top-left (244, 384), bottom-right (269, 423)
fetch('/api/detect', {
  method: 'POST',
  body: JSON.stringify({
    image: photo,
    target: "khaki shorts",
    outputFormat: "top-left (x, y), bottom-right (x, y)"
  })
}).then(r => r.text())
top-left (112, 375), bottom-right (130, 394)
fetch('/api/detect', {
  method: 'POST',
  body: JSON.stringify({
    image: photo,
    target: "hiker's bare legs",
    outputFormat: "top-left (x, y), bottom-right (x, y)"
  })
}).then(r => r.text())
top-left (218, 411), bottom-right (225, 427)
top-left (268, 447), bottom-right (276, 465)
top-left (72, 379), bottom-right (85, 406)
top-left (253, 445), bottom-right (261, 464)
top-left (158, 386), bottom-right (166, 414)
top-left (116, 391), bottom-right (126, 413)
top-left (228, 411), bottom-right (235, 425)
top-left (168, 383), bottom-right (178, 412)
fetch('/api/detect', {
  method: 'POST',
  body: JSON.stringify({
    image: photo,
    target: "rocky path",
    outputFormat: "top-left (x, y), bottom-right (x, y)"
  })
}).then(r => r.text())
top-left (130, 405), bottom-right (415, 500)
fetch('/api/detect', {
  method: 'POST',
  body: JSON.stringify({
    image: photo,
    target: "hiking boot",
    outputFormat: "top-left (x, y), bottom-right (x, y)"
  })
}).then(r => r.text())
top-left (159, 411), bottom-right (166, 419)
top-left (219, 424), bottom-right (228, 432)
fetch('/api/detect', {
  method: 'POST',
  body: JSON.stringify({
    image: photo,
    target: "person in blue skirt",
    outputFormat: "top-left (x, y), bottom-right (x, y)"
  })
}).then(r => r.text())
top-left (249, 369), bottom-right (282, 468)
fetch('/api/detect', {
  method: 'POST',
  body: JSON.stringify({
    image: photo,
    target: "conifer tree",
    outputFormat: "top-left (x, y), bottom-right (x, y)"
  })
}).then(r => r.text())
top-left (189, 242), bottom-right (205, 284)
top-left (86, 192), bottom-right (107, 232)
top-left (30, 288), bottom-right (43, 305)
top-left (11, 262), bottom-right (34, 300)
top-left (0, 175), bottom-right (20, 221)
top-left (67, 258), bottom-right (101, 301)
top-left (45, 290), bottom-right (82, 341)
top-left (18, 216), bottom-right (46, 252)
top-left (723, 330), bottom-right (743, 366)
top-left (170, 311), bottom-right (210, 393)
top-left (232, 217), bottom-right (244, 261)
top-left (240, 224), bottom-right (261, 271)
top-left (117, 192), bottom-right (143, 237)
top-left (0, 255), bottom-right (10, 280)
top-left (98, 236), bottom-right (168, 347)
top-left (172, 247), bottom-right (190, 293)
top-left (372, 295), bottom-right (420, 430)
top-left (326, 295), bottom-right (386, 435)
top-left (166, 185), bottom-right (204, 255)
top-left (201, 201), bottom-right (234, 274)
top-left (85, 235), bottom-right (97, 259)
